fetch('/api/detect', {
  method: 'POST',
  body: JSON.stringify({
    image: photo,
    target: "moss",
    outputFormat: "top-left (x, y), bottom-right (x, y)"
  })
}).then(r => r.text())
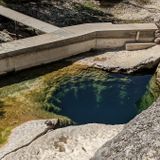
top-left (137, 75), bottom-right (160, 112)
top-left (46, 66), bottom-right (110, 111)
top-left (0, 127), bottom-right (12, 147)
top-left (0, 63), bottom-right (88, 146)
top-left (0, 60), bottom-right (159, 146)
top-left (82, 1), bottom-right (98, 9)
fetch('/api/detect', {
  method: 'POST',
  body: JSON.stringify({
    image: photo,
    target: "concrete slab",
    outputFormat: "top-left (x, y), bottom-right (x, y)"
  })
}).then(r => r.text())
top-left (64, 23), bottom-right (157, 35)
top-left (64, 23), bottom-right (113, 35)
top-left (0, 23), bottom-right (157, 75)
top-left (65, 23), bottom-right (157, 41)
top-left (0, 5), bottom-right (59, 33)
top-left (0, 23), bottom-right (156, 56)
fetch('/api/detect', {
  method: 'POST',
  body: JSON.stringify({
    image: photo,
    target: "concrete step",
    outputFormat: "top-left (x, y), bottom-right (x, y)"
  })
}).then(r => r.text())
top-left (125, 42), bottom-right (156, 51)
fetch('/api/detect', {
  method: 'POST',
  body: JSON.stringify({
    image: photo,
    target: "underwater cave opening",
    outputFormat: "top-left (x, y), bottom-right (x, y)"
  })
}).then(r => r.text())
top-left (50, 70), bottom-right (154, 125)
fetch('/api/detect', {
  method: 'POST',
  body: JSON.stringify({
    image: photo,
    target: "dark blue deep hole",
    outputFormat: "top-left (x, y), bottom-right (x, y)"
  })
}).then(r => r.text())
top-left (51, 73), bottom-right (152, 124)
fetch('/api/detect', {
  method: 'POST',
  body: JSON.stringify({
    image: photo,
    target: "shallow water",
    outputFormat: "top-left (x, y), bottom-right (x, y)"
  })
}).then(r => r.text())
top-left (51, 70), bottom-right (152, 125)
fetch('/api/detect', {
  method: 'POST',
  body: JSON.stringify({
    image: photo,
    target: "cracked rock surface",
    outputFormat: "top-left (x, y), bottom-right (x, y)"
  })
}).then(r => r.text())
top-left (0, 119), bottom-right (58, 159)
top-left (0, 123), bottom-right (123, 160)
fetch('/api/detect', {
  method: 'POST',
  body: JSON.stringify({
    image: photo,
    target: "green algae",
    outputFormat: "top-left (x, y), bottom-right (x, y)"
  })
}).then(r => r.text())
top-left (0, 60), bottom-right (159, 145)
top-left (0, 62), bottom-right (88, 146)
top-left (49, 72), bottom-right (157, 124)
top-left (137, 75), bottom-right (160, 112)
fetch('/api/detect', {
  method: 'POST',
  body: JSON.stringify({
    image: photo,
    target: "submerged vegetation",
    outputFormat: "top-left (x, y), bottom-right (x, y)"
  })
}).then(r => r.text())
top-left (49, 72), bottom-right (155, 124)
top-left (0, 62), bottom-right (88, 146)
top-left (137, 74), bottom-right (160, 112)
top-left (0, 60), bottom-right (159, 145)
top-left (0, 0), bottom-right (159, 140)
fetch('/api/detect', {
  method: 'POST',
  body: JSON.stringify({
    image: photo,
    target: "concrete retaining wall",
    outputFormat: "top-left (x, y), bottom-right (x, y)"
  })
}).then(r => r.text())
top-left (0, 23), bottom-right (157, 75)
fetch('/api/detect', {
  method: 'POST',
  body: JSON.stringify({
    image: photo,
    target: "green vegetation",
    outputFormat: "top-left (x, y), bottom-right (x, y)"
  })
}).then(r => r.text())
top-left (82, 1), bottom-right (98, 9)
top-left (0, 62), bottom-right (88, 146)
top-left (0, 59), bottom-right (159, 146)
top-left (0, 0), bottom-right (157, 147)
top-left (137, 75), bottom-right (160, 112)
top-left (46, 67), bottom-right (109, 114)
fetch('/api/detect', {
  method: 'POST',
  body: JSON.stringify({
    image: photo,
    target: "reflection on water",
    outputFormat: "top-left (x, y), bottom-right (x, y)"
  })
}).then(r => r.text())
top-left (51, 70), bottom-right (153, 124)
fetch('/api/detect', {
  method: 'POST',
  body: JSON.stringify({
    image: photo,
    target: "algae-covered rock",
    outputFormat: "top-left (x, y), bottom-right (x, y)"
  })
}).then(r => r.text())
top-left (0, 63), bottom-right (87, 146)
top-left (137, 74), bottom-right (160, 112)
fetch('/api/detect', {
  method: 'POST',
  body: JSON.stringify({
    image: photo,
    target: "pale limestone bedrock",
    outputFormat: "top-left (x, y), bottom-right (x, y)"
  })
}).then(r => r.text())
top-left (0, 122), bottom-right (123, 160)
top-left (92, 97), bottom-right (160, 160)
top-left (73, 45), bottom-right (160, 73)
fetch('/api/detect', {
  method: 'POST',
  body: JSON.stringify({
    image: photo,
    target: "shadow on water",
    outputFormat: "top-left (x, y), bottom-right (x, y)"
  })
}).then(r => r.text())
top-left (0, 48), bottom-right (125, 88)
top-left (0, 47), bottom-right (156, 88)
top-left (51, 71), bottom-right (154, 125)
top-left (0, 61), bottom-right (73, 88)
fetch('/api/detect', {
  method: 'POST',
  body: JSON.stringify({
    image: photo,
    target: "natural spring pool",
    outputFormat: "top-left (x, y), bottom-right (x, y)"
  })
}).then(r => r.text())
top-left (50, 69), bottom-right (153, 124)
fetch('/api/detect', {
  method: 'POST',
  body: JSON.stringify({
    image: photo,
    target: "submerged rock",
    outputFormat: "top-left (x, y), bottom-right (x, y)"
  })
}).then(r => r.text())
top-left (0, 122), bottom-right (123, 160)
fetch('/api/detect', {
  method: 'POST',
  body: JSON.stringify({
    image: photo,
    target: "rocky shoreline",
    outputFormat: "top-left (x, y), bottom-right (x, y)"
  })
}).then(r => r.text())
top-left (92, 88), bottom-right (160, 159)
top-left (1, 1), bottom-right (160, 159)
top-left (70, 45), bottom-right (160, 74)
top-left (92, 99), bottom-right (160, 159)
top-left (0, 46), bottom-right (160, 159)
top-left (0, 122), bottom-right (124, 160)
top-left (92, 63), bottom-right (160, 159)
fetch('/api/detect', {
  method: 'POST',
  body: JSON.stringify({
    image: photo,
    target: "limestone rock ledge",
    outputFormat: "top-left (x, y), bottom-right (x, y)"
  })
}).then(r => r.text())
top-left (72, 45), bottom-right (160, 73)
top-left (0, 122), bottom-right (123, 160)
top-left (92, 97), bottom-right (160, 160)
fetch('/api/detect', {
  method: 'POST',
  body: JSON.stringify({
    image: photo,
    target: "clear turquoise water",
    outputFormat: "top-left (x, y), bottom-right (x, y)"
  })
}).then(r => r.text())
top-left (51, 72), bottom-right (152, 124)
